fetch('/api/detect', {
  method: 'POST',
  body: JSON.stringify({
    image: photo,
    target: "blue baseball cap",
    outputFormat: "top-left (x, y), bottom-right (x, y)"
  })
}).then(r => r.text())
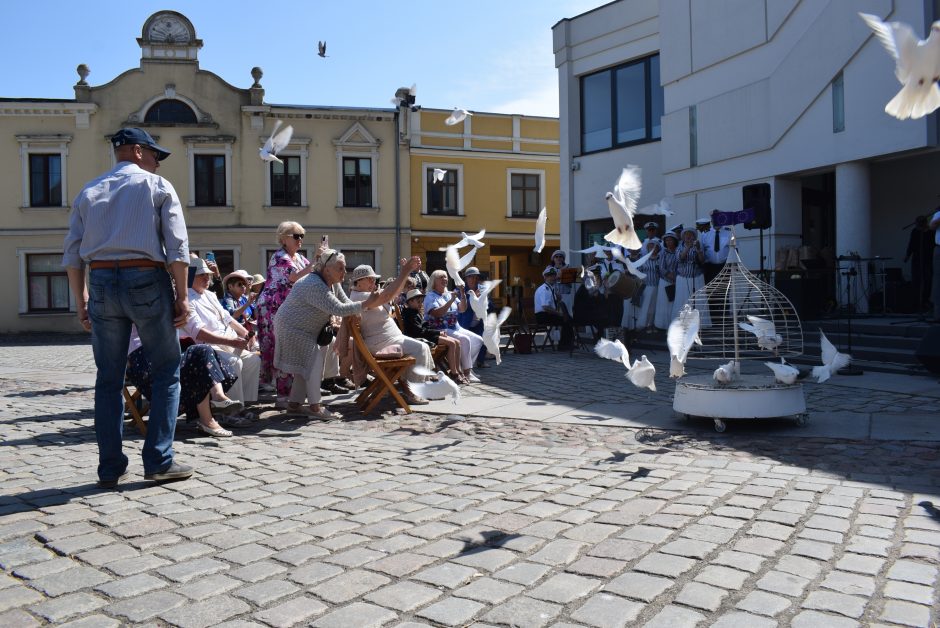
top-left (110, 127), bottom-right (171, 161)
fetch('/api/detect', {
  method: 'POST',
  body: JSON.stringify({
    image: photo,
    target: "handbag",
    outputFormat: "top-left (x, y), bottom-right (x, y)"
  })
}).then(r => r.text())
top-left (665, 283), bottom-right (676, 302)
top-left (316, 323), bottom-right (335, 346)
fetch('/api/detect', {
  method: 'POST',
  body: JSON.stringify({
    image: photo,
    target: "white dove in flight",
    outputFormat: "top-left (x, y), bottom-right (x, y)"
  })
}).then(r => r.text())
top-left (667, 304), bottom-right (702, 378)
top-left (445, 245), bottom-right (475, 288)
top-left (454, 229), bottom-right (485, 249)
top-left (738, 315), bottom-right (783, 353)
top-left (713, 360), bottom-right (737, 385)
top-left (432, 168), bottom-right (447, 183)
top-left (259, 120), bottom-right (294, 164)
top-left (623, 248), bottom-right (656, 280)
top-left (604, 166), bottom-right (643, 250)
top-left (812, 329), bottom-right (852, 383)
top-left (469, 280), bottom-right (502, 322)
top-left (445, 108), bottom-right (473, 126)
top-left (637, 197), bottom-right (675, 217)
top-left (627, 355), bottom-right (657, 392)
top-left (572, 243), bottom-right (615, 259)
top-left (411, 367), bottom-right (461, 404)
top-left (594, 338), bottom-right (630, 369)
top-left (765, 358), bottom-right (799, 385)
top-left (533, 207), bottom-right (547, 253)
top-left (859, 12), bottom-right (940, 120)
top-left (482, 306), bottom-right (512, 365)
top-left (391, 83), bottom-right (417, 107)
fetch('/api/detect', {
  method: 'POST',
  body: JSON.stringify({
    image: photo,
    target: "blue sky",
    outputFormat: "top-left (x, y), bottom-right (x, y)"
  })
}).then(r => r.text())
top-left (7, 0), bottom-right (607, 117)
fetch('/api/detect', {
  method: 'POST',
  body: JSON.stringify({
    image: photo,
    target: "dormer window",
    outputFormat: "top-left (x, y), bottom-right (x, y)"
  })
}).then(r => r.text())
top-left (145, 99), bottom-right (197, 124)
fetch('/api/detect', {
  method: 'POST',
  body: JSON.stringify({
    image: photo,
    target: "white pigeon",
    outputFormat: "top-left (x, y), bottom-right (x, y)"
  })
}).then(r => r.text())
top-left (637, 197), bottom-right (675, 217)
top-left (572, 243), bottom-right (614, 258)
top-left (594, 338), bottom-right (630, 369)
top-left (812, 329), bottom-right (852, 383)
top-left (604, 166), bottom-right (643, 250)
top-left (623, 248), bottom-right (656, 280)
top-left (627, 355), bottom-right (656, 392)
top-left (533, 207), bottom-right (547, 253)
top-left (454, 229), bottom-right (485, 249)
top-left (259, 120), bottom-right (294, 163)
top-left (445, 108), bottom-right (473, 126)
top-left (410, 368), bottom-right (461, 404)
top-left (738, 315), bottom-right (783, 352)
top-left (859, 13), bottom-right (940, 120)
top-left (432, 168), bottom-right (447, 183)
top-left (317, 41), bottom-right (328, 58)
top-left (581, 266), bottom-right (597, 292)
top-left (445, 245), bottom-right (475, 288)
top-left (468, 280), bottom-right (502, 322)
top-left (713, 360), bottom-right (737, 385)
top-left (391, 83), bottom-right (417, 107)
top-left (765, 358), bottom-right (799, 385)
top-left (667, 304), bottom-right (702, 378)
top-left (482, 306), bottom-right (512, 366)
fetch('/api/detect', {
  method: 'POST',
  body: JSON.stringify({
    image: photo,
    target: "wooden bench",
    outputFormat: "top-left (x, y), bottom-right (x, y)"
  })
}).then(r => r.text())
top-left (348, 316), bottom-right (416, 414)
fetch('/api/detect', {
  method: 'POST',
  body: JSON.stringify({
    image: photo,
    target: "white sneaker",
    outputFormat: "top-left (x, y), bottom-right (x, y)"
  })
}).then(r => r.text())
top-left (466, 371), bottom-right (481, 383)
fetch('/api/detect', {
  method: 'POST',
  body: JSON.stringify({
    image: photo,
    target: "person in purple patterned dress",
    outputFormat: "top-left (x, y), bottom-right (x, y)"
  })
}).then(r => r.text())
top-left (256, 222), bottom-right (315, 406)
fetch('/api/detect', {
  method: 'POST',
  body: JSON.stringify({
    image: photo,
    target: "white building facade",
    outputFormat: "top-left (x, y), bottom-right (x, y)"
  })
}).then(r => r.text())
top-left (554, 0), bottom-right (940, 317)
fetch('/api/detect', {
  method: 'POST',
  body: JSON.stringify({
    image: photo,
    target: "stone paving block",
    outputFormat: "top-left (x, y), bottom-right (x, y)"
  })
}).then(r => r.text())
top-left (368, 551), bottom-right (437, 577)
top-left (157, 558), bottom-right (228, 583)
top-left (709, 611), bottom-right (777, 628)
top-left (802, 590), bottom-right (867, 618)
top-left (285, 561), bottom-right (344, 586)
top-left (567, 556), bottom-right (626, 577)
top-left (748, 521), bottom-right (796, 541)
top-left (0, 608), bottom-right (41, 627)
top-left (791, 609), bottom-right (859, 627)
top-left (365, 581), bottom-right (443, 611)
top-left (13, 557), bottom-right (78, 580)
top-left (776, 555), bottom-right (822, 580)
top-left (733, 537), bottom-right (784, 557)
top-left (736, 590), bottom-right (791, 616)
top-left (94, 573), bottom-right (167, 599)
top-left (252, 596), bottom-right (327, 627)
top-left (416, 596), bottom-right (485, 626)
top-left (233, 578), bottom-right (300, 606)
top-left (312, 569), bottom-right (391, 603)
top-left (159, 594), bottom-right (251, 628)
top-left (176, 574), bottom-right (241, 600)
top-left (879, 600), bottom-right (931, 627)
top-left (883, 580), bottom-right (935, 605)
top-left (804, 514), bottom-right (850, 533)
top-left (451, 547), bottom-right (517, 572)
top-left (28, 591), bottom-right (106, 622)
top-left (270, 543), bottom-right (330, 566)
top-left (528, 539), bottom-right (586, 566)
top-left (632, 553), bottom-right (696, 578)
top-left (756, 570), bottom-right (810, 597)
top-left (588, 539), bottom-right (651, 562)
top-left (820, 571), bottom-right (876, 597)
top-left (29, 565), bottom-right (111, 597)
top-left (886, 560), bottom-right (936, 585)
top-left (694, 565), bottom-right (749, 590)
top-left (679, 524), bottom-right (736, 545)
top-left (217, 542), bottom-right (276, 566)
top-left (103, 553), bottom-right (171, 577)
top-left (835, 553), bottom-right (885, 576)
top-left (484, 596), bottom-right (562, 628)
top-left (604, 571), bottom-right (673, 602)
top-left (618, 524), bottom-right (673, 544)
top-left (797, 527), bottom-right (844, 544)
top-left (659, 538), bottom-right (716, 559)
top-left (413, 563), bottom-right (479, 589)
top-left (492, 562), bottom-right (551, 586)
top-left (311, 602), bottom-right (398, 628)
top-left (414, 538), bottom-right (467, 558)
top-left (227, 560), bottom-right (287, 584)
top-left (46, 532), bottom-right (114, 556)
top-left (791, 539), bottom-right (835, 561)
top-left (562, 522), bottom-right (619, 543)
top-left (642, 604), bottom-right (706, 628)
top-left (529, 573), bottom-right (601, 604)
top-left (568, 592), bottom-right (642, 628)
top-left (105, 590), bottom-right (187, 622)
top-left (673, 581), bottom-right (727, 612)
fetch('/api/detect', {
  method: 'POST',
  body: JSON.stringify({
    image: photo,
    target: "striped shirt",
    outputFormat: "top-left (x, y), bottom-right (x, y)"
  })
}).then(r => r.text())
top-left (659, 248), bottom-right (678, 282)
top-left (677, 243), bottom-right (703, 278)
top-left (640, 255), bottom-right (661, 285)
top-left (63, 162), bottom-right (189, 269)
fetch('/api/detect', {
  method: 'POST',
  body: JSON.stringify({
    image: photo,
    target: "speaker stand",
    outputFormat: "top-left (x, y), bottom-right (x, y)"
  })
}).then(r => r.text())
top-left (838, 268), bottom-right (863, 376)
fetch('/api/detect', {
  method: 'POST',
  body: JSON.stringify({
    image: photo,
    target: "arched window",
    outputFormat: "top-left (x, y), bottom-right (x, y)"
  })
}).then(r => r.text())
top-left (144, 99), bottom-right (197, 124)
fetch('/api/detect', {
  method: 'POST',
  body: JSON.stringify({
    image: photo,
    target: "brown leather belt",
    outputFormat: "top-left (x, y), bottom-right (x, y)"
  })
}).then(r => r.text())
top-left (89, 259), bottom-right (165, 270)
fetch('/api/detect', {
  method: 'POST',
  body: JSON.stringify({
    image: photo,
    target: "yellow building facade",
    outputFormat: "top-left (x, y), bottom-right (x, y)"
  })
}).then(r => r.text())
top-left (0, 11), bottom-right (410, 332)
top-left (406, 108), bottom-right (560, 303)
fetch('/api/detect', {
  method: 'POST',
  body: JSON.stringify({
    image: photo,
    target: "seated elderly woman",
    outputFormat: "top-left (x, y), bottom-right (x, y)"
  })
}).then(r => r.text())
top-left (273, 249), bottom-right (422, 418)
top-left (348, 264), bottom-right (434, 405)
top-left (423, 270), bottom-right (483, 383)
top-left (126, 326), bottom-right (242, 438)
top-left (401, 288), bottom-right (463, 382)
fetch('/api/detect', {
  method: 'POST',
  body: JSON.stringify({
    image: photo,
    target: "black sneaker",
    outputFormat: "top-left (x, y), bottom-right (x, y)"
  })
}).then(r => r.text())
top-left (97, 470), bottom-right (129, 489)
top-left (144, 462), bottom-right (193, 482)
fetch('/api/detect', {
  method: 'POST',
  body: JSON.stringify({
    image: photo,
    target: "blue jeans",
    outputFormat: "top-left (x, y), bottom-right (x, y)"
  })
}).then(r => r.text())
top-left (88, 266), bottom-right (181, 479)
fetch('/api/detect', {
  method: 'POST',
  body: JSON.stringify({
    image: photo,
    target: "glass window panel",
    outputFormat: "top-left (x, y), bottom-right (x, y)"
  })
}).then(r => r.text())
top-left (51, 276), bottom-right (69, 309)
top-left (144, 99), bottom-right (197, 123)
top-left (832, 72), bottom-right (845, 133)
top-left (615, 62), bottom-right (646, 144)
top-left (525, 190), bottom-right (538, 213)
top-left (29, 277), bottom-right (48, 309)
top-left (511, 189), bottom-right (523, 213)
top-left (287, 157), bottom-right (300, 175)
top-left (650, 55), bottom-right (664, 139)
top-left (359, 159), bottom-right (371, 175)
top-left (344, 159), bottom-right (356, 175)
top-left (28, 254), bottom-right (62, 272)
top-left (581, 71), bottom-right (612, 152)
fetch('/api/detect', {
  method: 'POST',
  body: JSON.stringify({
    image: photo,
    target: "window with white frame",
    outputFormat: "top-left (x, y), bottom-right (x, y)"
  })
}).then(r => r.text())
top-left (338, 248), bottom-right (379, 293)
top-left (265, 137), bottom-right (309, 208)
top-left (423, 164), bottom-right (463, 216)
top-left (507, 169), bottom-right (544, 218)
top-left (333, 122), bottom-right (380, 210)
top-left (17, 135), bottom-right (70, 208)
top-left (23, 252), bottom-right (71, 313)
top-left (342, 157), bottom-right (372, 207)
top-left (185, 136), bottom-right (234, 207)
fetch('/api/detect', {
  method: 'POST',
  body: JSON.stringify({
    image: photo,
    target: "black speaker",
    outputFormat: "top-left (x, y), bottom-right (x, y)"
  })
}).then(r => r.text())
top-left (915, 327), bottom-right (940, 374)
top-left (743, 183), bottom-right (772, 230)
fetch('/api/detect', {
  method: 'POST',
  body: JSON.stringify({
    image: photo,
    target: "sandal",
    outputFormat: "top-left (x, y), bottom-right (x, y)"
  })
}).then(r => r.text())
top-left (197, 422), bottom-right (233, 437)
top-left (209, 398), bottom-right (243, 415)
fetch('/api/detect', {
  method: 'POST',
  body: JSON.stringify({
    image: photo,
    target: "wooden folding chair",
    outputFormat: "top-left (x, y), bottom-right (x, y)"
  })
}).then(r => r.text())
top-left (392, 303), bottom-right (449, 371)
top-left (122, 377), bottom-right (149, 435)
top-left (349, 317), bottom-right (416, 414)
top-left (521, 297), bottom-right (557, 351)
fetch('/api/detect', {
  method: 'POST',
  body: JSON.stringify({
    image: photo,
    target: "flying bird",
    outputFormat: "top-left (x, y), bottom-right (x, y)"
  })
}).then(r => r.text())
top-left (454, 229), bottom-right (486, 249)
top-left (259, 120), bottom-right (294, 164)
top-left (581, 266), bottom-right (597, 292)
top-left (318, 41), bottom-right (328, 58)
top-left (391, 83), bottom-right (417, 107)
top-left (713, 360), bottom-right (737, 385)
top-left (623, 248), bottom-right (656, 280)
top-left (859, 12), bottom-right (940, 120)
top-left (812, 329), bottom-right (852, 383)
top-left (445, 245), bottom-right (476, 288)
top-left (533, 207), bottom-right (547, 253)
top-left (432, 168), bottom-right (447, 183)
top-left (468, 280), bottom-right (502, 322)
top-left (410, 368), bottom-right (461, 404)
top-left (604, 166), bottom-right (643, 250)
top-left (637, 197), bottom-right (675, 217)
top-left (482, 306), bottom-right (512, 365)
top-left (594, 338), bottom-right (631, 369)
top-left (739, 315), bottom-right (783, 352)
top-left (627, 355), bottom-right (657, 392)
top-left (765, 358), bottom-right (800, 385)
top-left (445, 108), bottom-right (473, 126)
top-left (667, 304), bottom-right (702, 378)
top-left (572, 243), bottom-right (615, 259)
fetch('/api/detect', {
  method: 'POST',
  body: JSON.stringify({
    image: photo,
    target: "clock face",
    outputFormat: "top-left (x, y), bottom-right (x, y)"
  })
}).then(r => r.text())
top-left (148, 15), bottom-right (190, 44)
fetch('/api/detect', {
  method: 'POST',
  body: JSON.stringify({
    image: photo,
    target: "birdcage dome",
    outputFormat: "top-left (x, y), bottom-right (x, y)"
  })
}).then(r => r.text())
top-left (687, 243), bottom-right (802, 361)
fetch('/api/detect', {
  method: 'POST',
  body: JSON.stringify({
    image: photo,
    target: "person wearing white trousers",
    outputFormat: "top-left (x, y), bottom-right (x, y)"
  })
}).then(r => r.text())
top-left (655, 233), bottom-right (680, 329)
top-left (672, 228), bottom-right (712, 327)
top-left (634, 238), bottom-right (661, 331)
top-left (423, 271), bottom-right (482, 382)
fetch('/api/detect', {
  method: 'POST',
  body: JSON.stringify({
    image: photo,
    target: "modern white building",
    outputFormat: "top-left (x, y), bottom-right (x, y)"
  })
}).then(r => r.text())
top-left (554, 0), bottom-right (940, 317)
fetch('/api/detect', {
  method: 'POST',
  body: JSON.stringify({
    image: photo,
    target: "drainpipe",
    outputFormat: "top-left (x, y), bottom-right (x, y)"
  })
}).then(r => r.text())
top-left (394, 106), bottom-right (402, 270)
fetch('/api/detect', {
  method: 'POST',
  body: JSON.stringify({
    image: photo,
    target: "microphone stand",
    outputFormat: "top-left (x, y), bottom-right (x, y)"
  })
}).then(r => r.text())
top-left (839, 265), bottom-right (863, 375)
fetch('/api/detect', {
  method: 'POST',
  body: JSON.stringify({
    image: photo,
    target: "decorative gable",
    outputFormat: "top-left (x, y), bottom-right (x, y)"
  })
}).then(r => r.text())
top-left (333, 122), bottom-right (380, 148)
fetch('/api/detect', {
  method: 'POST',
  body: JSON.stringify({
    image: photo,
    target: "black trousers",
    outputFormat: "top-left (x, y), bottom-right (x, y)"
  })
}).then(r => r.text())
top-left (535, 312), bottom-right (574, 348)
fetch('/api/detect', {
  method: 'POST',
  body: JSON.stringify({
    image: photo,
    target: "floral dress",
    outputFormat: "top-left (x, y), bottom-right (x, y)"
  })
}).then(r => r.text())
top-left (256, 248), bottom-right (310, 394)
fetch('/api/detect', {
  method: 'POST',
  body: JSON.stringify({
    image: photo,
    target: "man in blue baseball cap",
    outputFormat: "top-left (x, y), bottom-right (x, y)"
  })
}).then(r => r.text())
top-left (63, 127), bottom-right (192, 487)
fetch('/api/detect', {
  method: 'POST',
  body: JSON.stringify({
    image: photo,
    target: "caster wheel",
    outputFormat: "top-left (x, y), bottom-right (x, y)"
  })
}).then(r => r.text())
top-left (713, 419), bottom-right (726, 433)
top-left (794, 415), bottom-right (808, 427)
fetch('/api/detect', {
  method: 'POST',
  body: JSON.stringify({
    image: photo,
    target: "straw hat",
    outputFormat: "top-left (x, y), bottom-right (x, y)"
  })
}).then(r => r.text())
top-left (405, 288), bottom-right (426, 302)
top-left (222, 269), bottom-right (251, 286)
top-left (350, 265), bottom-right (381, 284)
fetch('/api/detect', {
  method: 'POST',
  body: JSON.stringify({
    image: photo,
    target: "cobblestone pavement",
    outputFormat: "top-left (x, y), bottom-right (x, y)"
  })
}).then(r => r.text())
top-left (1, 337), bottom-right (938, 627)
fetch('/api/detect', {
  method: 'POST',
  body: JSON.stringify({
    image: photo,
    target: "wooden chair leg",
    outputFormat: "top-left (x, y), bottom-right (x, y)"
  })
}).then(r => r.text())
top-left (123, 386), bottom-right (148, 436)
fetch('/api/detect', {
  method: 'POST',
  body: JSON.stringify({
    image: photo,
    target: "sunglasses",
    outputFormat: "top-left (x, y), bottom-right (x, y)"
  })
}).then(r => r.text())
top-left (291, 233), bottom-right (305, 240)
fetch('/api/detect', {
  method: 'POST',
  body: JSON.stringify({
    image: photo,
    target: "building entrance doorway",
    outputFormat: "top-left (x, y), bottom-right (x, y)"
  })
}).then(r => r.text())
top-left (797, 172), bottom-right (837, 316)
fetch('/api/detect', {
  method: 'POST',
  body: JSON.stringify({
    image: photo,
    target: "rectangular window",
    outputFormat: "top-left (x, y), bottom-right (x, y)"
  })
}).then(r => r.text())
top-left (270, 156), bottom-right (301, 206)
top-left (342, 157), bottom-right (372, 207)
top-left (832, 72), bottom-right (845, 133)
top-left (29, 155), bottom-right (62, 207)
top-left (27, 254), bottom-right (70, 312)
top-left (427, 169), bottom-right (458, 215)
top-left (194, 155), bottom-right (226, 206)
top-left (510, 173), bottom-right (541, 217)
top-left (580, 53), bottom-right (663, 153)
